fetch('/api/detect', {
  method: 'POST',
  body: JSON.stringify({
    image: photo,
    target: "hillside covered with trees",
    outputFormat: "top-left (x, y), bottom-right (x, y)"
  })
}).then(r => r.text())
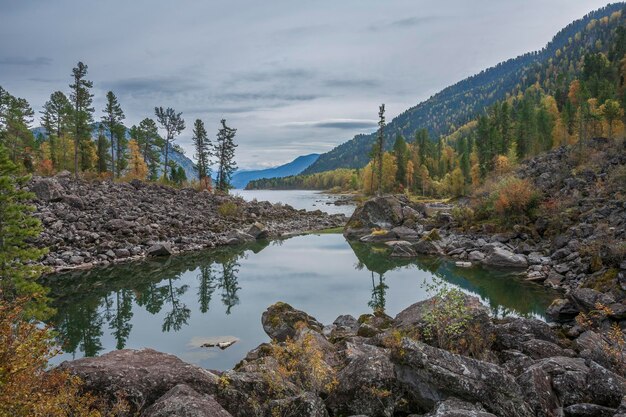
top-left (303, 3), bottom-right (626, 174)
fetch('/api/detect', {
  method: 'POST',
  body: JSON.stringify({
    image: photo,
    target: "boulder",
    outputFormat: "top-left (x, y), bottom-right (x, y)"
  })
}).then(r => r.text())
top-left (247, 222), bottom-right (269, 239)
top-left (326, 344), bottom-right (410, 416)
top-left (546, 298), bottom-right (580, 322)
top-left (391, 226), bottom-right (421, 241)
top-left (483, 246), bottom-right (528, 268)
top-left (225, 230), bottom-right (255, 245)
top-left (563, 403), bottom-right (616, 417)
top-left (425, 398), bottom-right (497, 417)
top-left (59, 349), bottom-right (220, 413)
top-left (413, 239), bottom-right (444, 255)
top-left (147, 243), bottom-right (173, 257)
top-left (141, 384), bottom-right (232, 417)
top-left (468, 250), bottom-right (486, 262)
top-left (517, 356), bottom-right (626, 416)
top-left (392, 339), bottom-right (534, 417)
top-left (261, 302), bottom-right (323, 342)
top-left (344, 196), bottom-right (404, 237)
top-left (493, 318), bottom-right (565, 359)
top-left (31, 178), bottom-right (64, 202)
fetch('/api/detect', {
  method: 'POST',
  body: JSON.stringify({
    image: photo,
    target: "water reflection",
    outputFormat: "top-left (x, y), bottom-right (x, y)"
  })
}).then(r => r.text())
top-left (43, 235), bottom-right (559, 365)
top-left (45, 241), bottom-right (268, 359)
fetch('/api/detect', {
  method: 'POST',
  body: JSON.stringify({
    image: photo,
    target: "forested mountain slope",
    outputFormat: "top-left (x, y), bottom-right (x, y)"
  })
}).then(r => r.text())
top-left (303, 2), bottom-right (625, 174)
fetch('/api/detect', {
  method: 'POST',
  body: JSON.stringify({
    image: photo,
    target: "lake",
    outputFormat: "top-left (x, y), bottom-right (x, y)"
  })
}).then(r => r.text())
top-left (45, 232), bottom-right (558, 370)
top-left (234, 189), bottom-right (356, 216)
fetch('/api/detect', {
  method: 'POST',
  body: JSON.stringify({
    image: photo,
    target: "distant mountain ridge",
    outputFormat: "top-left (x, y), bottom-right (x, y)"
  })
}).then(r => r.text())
top-left (303, 2), bottom-right (625, 174)
top-left (230, 153), bottom-right (319, 189)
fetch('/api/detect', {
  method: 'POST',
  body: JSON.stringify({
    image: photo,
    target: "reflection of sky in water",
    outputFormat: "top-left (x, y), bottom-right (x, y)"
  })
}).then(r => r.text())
top-left (235, 189), bottom-right (356, 217)
top-left (47, 233), bottom-right (558, 370)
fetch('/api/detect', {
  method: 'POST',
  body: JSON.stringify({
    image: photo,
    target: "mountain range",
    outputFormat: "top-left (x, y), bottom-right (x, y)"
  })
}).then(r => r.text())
top-left (302, 2), bottom-right (625, 174)
top-left (230, 153), bottom-right (319, 189)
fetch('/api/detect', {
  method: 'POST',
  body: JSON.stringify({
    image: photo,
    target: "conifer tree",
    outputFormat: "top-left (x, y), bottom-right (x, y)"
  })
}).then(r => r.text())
top-left (0, 144), bottom-right (50, 319)
top-left (96, 125), bottom-right (110, 174)
top-left (192, 119), bottom-right (211, 188)
top-left (131, 118), bottom-right (163, 180)
top-left (215, 119), bottom-right (237, 192)
top-left (155, 107), bottom-right (185, 180)
top-left (393, 134), bottom-right (408, 188)
top-left (69, 62), bottom-right (94, 178)
top-left (375, 104), bottom-right (385, 196)
top-left (2, 95), bottom-right (35, 169)
top-left (41, 91), bottom-right (71, 169)
top-left (102, 91), bottom-right (125, 177)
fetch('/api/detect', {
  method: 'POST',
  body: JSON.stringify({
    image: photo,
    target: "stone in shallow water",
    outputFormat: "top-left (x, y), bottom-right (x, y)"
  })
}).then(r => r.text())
top-left (188, 336), bottom-right (240, 350)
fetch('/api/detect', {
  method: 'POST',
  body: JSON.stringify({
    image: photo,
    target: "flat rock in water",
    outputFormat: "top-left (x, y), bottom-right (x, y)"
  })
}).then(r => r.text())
top-left (189, 336), bottom-right (240, 350)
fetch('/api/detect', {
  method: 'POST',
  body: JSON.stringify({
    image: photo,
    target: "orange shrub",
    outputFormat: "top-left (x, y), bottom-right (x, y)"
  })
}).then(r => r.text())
top-left (494, 177), bottom-right (537, 221)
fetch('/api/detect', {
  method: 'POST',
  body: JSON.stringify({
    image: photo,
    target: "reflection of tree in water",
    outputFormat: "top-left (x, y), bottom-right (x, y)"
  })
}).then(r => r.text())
top-left (197, 265), bottom-right (217, 314)
top-left (104, 289), bottom-right (134, 349)
top-left (162, 274), bottom-right (191, 332)
top-left (368, 271), bottom-right (388, 313)
top-left (220, 258), bottom-right (241, 315)
top-left (45, 240), bottom-right (267, 355)
top-left (346, 239), bottom-right (557, 319)
top-left (53, 300), bottom-right (104, 358)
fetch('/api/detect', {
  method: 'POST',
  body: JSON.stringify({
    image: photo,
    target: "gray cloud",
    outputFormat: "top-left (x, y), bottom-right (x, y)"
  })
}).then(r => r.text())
top-left (324, 78), bottom-right (381, 89)
top-left (0, 0), bottom-right (610, 169)
top-left (283, 119), bottom-right (378, 130)
top-left (0, 56), bottom-right (52, 66)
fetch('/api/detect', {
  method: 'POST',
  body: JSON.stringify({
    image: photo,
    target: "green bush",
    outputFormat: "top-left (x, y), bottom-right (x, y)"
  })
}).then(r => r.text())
top-left (218, 201), bottom-right (239, 218)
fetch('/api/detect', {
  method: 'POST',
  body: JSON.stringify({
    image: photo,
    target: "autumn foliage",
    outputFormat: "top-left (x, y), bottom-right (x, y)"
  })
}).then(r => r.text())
top-left (0, 297), bottom-right (129, 417)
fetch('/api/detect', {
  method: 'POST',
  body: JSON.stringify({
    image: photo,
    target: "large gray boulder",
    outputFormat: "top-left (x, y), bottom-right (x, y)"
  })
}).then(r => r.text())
top-left (424, 398), bottom-right (497, 417)
top-left (59, 349), bottom-right (220, 413)
top-left (261, 302), bottom-right (323, 342)
top-left (141, 384), bottom-right (232, 417)
top-left (31, 177), bottom-right (64, 202)
top-left (391, 338), bottom-right (534, 417)
top-left (483, 246), bottom-right (528, 268)
top-left (517, 356), bottom-right (626, 416)
top-left (344, 196), bottom-right (404, 237)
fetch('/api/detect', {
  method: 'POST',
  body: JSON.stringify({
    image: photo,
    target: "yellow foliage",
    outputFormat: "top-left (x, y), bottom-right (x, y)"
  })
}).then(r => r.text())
top-left (0, 298), bottom-right (127, 417)
top-left (124, 139), bottom-right (148, 180)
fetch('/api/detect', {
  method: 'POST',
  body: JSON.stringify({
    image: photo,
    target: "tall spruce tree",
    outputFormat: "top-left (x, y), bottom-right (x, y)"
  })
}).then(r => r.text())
top-left (0, 144), bottom-right (50, 319)
top-left (102, 91), bottom-right (125, 177)
top-left (375, 104), bottom-right (385, 196)
top-left (131, 118), bottom-right (163, 181)
top-left (154, 107), bottom-right (185, 180)
top-left (41, 91), bottom-right (72, 169)
top-left (192, 119), bottom-right (211, 187)
top-left (69, 61), bottom-right (94, 178)
top-left (393, 134), bottom-right (408, 188)
top-left (215, 119), bottom-right (237, 192)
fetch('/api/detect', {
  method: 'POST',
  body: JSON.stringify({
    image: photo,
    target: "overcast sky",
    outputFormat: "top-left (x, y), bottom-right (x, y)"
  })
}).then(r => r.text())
top-left (0, 0), bottom-right (612, 169)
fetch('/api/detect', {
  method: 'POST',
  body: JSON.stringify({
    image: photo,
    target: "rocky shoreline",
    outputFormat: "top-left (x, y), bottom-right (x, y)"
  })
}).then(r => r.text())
top-left (61, 298), bottom-right (626, 417)
top-left (29, 173), bottom-right (347, 273)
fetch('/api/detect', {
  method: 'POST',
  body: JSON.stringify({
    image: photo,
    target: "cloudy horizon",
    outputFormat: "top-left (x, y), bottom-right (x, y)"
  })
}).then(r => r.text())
top-left (0, 0), bottom-right (613, 169)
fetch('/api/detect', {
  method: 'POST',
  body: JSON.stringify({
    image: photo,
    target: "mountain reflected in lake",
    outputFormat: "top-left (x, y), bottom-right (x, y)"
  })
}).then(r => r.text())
top-left (44, 234), bottom-right (558, 370)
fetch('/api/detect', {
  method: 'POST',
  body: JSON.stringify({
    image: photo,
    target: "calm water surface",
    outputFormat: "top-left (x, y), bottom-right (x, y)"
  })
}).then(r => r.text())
top-left (234, 189), bottom-right (355, 216)
top-left (45, 233), bottom-right (558, 370)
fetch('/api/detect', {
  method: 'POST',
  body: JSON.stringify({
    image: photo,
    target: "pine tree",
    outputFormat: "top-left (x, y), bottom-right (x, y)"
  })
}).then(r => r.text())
top-left (192, 119), bottom-right (211, 187)
top-left (102, 91), bottom-right (125, 177)
top-left (215, 119), bottom-right (237, 192)
top-left (96, 125), bottom-right (110, 174)
top-left (154, 107), bottom-right (185, 180)
top-left (69, 62), bottom-right (94, 178)
top-left (393, 134), bottom-right (408, 189)
top-left (375, 104), bottom-right (385, 196)
top-left (0, 144), bottom-right (50, 319)
top-left (41, 91), bottom-right (71, 169)
top-left (131, 118), bottom-right (163, 181)
top-left (1, 95), bottom-right (35, 169)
